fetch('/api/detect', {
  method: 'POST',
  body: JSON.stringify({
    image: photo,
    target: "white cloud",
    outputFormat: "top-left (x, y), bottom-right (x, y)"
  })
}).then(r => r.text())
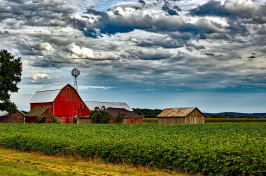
top-left (224, 0), bottom-right (255, 12)
top-left (68, 43), bottom-right (94, 58)
top-left (39, 42), bottom-right (54, 51)
top-left (32, 73), bottom-right (51, 82)
top-left (67, 43), bottom-right (115, 60)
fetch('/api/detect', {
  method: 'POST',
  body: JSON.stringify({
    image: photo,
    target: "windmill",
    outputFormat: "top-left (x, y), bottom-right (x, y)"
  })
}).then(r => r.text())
top-left (71, 68), bottom-right (80, 91)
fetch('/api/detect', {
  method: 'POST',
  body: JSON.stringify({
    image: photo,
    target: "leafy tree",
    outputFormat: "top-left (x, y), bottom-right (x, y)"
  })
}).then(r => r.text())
top-left (91, 110), bottom-right (112, 123)
top-left (0, 50), bottom-right (22, 113)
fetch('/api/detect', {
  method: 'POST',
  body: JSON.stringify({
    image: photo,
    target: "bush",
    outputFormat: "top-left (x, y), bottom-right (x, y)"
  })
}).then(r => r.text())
top-left (112, 112), bottom-right (125, 123)
top-left (37, 116), bottom-right (46, 123)
top-left (91, 110), bottom-right (111, 123)
top-left (51, 116), bottom-right (58, 123)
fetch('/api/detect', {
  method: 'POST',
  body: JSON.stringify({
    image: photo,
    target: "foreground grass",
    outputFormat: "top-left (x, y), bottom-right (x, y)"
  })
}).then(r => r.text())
top-left (0, 146), bottom-right (187, 176)
top-left (0, 123), bottom-right (265, 175)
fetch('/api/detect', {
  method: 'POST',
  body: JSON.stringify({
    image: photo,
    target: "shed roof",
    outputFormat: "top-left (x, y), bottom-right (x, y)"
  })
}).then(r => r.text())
top-left (0, 111), bottom-right (9, 117)
top-left (157, 107), bottom-right (199, 117)
top-left (106, 108), bottom-right (143, 119)
top-left (0, 110), bottom-right (25, 117)
top-left (85, 101), bottom-right (132, 111)
top-left (29, 83), bottom-right (74, 103)
top-left (25, 106), bottom-right (50, 117)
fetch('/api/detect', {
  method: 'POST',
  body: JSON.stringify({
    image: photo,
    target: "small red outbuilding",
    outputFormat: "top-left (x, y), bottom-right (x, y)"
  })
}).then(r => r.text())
top-left (106, 108), bottom-right (143, 124)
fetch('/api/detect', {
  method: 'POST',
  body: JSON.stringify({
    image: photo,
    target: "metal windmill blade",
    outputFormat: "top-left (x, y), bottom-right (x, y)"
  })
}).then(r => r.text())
top-left (71, 68), bottom-right (80, 91)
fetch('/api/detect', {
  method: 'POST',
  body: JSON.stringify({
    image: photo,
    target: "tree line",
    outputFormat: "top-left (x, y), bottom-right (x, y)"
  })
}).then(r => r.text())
top-left (133, 108), bottom-right (163, 118)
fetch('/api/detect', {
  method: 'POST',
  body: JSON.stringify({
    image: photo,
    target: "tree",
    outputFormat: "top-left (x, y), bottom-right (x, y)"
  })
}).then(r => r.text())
top-left (0, 50), bottom-right (22, 113)
top-left (91, 110), bottom-right (112, 123)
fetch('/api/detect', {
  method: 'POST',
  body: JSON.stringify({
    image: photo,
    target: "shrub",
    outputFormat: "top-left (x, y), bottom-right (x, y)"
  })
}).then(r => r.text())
top-left (37, 116), bottom-right (46, 123)
top-left (112, 112), bottom-right (125, 123)
top-left (91, 110), bottom-right (111, 123)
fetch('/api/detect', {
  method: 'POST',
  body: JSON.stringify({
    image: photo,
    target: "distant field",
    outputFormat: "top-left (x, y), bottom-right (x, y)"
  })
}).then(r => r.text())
top-left (206, 118), bottom-right (266, 122)
top-left (143, 118), bottom-right (266, 123)
top-left (0, 123), bottom-right (265, 175)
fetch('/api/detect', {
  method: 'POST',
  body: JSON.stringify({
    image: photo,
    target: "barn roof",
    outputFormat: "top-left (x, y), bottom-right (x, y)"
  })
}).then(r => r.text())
top-left (29, 83), bottom-right (74, 103)
top-left (106, 108), bottom-right (143, 119)
top-left (25, 106), bottom-right (50, 117)
top-left (85, 101), bottom-right (132, 111)
top-left (157, 107), bottom-right (199, 117)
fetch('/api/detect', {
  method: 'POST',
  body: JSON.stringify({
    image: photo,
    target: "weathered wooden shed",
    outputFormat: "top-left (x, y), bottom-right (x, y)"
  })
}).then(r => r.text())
top-left (0, 110), bottom-right (24, 123)
top-left (157, 107), bottom-right (205, 124)
top-left (106, 108), bottom-right (143, 124)
top-left (25, 106), bottom-right (58, 123)
top-left (28, 84), bottom-right (90, 123)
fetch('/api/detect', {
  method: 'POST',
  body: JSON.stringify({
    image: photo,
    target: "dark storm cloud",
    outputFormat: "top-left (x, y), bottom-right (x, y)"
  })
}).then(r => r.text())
top-left (0, 0), bottom-right (75, 27)
top-left (72, 7), bottom-right (222, 39)
top-left (190, 0), bottom-right (266, 24)
top-left (162, 3), bottom-right (179, 16)
top-left (70, 1), bottom-right (257, 43)
top-left (190, 1), bottom-right (229, 17)
top-left (136, 36), bottom-right (184, 48)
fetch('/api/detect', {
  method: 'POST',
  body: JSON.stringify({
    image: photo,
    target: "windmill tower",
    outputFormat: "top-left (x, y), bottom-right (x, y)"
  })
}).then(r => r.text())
top-left (71, 68), bottom-right (80, 92)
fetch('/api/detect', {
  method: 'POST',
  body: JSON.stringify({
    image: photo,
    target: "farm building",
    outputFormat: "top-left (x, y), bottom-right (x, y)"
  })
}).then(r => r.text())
top-left (157, 107), bottom-right (205, 124)
top-left (0, 110), bottom-right (24, 123)
top-left (28, 84), bottom-right (90, 123)
top-left (85, 101), bottom-right (132, 111)
top-left (106, 108), bottom-right (143, 124)
top-left (25, 106), bottom-right (57, 123)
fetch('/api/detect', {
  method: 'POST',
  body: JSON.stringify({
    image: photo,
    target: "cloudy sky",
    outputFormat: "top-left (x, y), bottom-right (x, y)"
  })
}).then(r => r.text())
top-left (1, 0), bottom-right (266, 113)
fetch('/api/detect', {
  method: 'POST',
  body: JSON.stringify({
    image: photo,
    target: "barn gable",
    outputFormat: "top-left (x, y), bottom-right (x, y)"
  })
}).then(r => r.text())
top-left (29, 84), bottom-right (77, 104)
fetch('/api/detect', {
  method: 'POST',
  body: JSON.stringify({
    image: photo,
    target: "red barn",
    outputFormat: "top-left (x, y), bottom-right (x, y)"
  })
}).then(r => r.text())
top-left (28, 84), bottom-right (90, 123)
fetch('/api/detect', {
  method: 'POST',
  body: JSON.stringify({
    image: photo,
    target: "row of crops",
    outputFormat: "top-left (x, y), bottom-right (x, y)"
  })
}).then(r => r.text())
top-left (0, 123), bottom-right (265, 175)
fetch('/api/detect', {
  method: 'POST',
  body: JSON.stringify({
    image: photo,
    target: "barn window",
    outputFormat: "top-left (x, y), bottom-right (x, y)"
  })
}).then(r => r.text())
top-left (66, 87), bottom-right (69, 93)
top-left (82, 103), bottom-right (84, 110)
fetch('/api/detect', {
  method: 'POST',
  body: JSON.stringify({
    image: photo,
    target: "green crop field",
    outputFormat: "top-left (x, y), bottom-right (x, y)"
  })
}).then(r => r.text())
top-left (0, 123), bottom-right (265, 175)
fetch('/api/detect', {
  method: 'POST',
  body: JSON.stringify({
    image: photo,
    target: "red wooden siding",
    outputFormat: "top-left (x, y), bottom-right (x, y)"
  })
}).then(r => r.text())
top-left (25, 116), bottom-right (38, 123)
top-left (79, 102), bottom-right (90, 117)
top-left (123, 118), bottom-right (143, 124)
